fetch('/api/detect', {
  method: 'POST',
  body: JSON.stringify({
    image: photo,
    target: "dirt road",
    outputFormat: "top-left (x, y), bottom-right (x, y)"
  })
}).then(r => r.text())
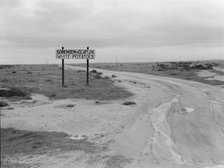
top-left (1, 65), bottom-right (224, 168)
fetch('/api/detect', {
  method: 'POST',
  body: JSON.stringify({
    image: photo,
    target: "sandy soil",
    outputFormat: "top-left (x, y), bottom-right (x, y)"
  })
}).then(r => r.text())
top-left (1, 65), bottom-right (224, 168)
top-left (196, 69), bottom-right (224, 82)
top-left (213, 67), bottom-right (224, 73)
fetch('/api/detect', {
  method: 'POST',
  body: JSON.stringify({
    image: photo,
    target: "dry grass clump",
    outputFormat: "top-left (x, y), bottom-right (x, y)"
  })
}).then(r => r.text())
top-left (105, 155), bottom-right (131, 168)
top-left (95, 74), bottom-right (102, 79)
top-left (1, 128), bottom-right (101, 155)
top-left (0, 87), bottom-right (30, 98)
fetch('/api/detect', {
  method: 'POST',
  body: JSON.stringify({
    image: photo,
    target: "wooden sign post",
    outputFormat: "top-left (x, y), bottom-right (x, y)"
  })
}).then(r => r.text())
top-left (61, 46), bottom-right (65, 87)
top-left (86, 46), bottom-right (89, 86)
top-left (56, 47), bottom-right (95, 87)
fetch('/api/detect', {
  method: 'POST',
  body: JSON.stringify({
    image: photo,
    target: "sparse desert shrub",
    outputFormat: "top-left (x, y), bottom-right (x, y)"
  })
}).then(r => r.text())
top-left (0, 65), bottom-right (15, 69)
top-left (1, 79), bottom-right (8, 82)
top-left (111, 75), bottom-right (117, 78)
top-left (212, 63), bottom-right (218, 67)
top-left (95, 74), bottom-right (102, 79)
top-left (0, 101), bottom-right (8, 107)
top-left (10, 87), bottom-right (29, 97)
top-left (96, 72), bottom-right (103, 75)
top-left (106, 155), bottom-right (131, 168)
top-left (122, 101), bottom-right (136, 105)
top-left (66, 104), bottom-right (75, 107)
top-left (170, 72), bottom-right (178, 75)
top-left (0, 87), bottom-right (29, 97)
top-left (91, 70), bottom-right (97, 73)
top-left (103, 76), bottom-right (110, 80)
top-left (157, 68), bottom-right (163, 71)
top-left (49, 93), bottom-right (56, 97)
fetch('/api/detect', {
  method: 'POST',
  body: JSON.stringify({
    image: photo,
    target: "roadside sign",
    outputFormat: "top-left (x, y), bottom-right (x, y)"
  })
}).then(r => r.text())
top-left (56, 49), bottom-right (95, 59)
top-left (56, 47), bottom-right (94, 86)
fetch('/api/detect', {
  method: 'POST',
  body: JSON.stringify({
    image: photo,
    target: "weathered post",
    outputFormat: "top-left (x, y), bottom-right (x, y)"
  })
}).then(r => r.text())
top-left (86, 46), bottom-right (89, 86)
top-left (62, 46), bottom-right (65, 87)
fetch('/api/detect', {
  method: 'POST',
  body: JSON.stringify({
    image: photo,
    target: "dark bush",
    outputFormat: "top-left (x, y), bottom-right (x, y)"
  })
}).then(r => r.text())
top-left (111, 75), bottom-right (117, 78)
top-left (49, 93), bottom-right (56, 97)
top-left (0, 101), bottom-right (8, 107)
top-left (90, 70), bottom-right (97, 73)
top-left (170, 72), bottom-right (178, 75)
top-left (0, 87), bottom-right (29, 97)
top-left (122, 101), bottom-right (136, 105)
top-left (66, 104), bottom-right (75, 107)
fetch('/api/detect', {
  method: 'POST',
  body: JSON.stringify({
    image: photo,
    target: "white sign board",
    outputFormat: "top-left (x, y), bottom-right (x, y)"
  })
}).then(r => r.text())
top-left (56, 49), bottom-right (95, 59)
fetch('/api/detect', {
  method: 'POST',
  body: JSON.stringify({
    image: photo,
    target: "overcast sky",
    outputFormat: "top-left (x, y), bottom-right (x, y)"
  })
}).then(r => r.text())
top-left (0, 0), bottom-right (224, 64)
